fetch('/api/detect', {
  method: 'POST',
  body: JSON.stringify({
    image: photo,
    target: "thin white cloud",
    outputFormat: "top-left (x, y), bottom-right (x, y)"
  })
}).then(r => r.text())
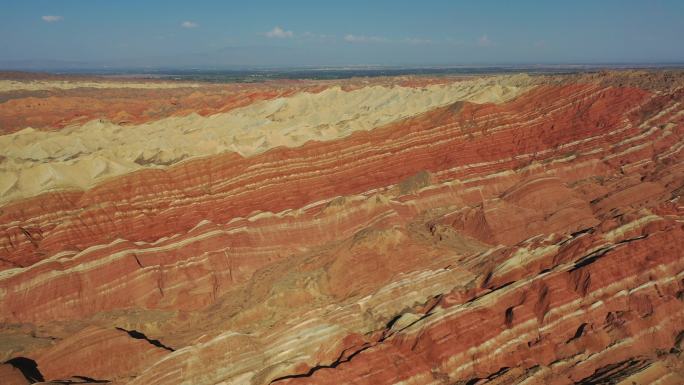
top-left (41, 15), bottom-right (63, 23)
top-left (477, 34), bottom-right (493, 47)
top-left (181, 21), bottom-right (199, 29)
top-left (344, 34), bottom-right (388, 43)
top-left (264, 26), bottom-right (293, 38)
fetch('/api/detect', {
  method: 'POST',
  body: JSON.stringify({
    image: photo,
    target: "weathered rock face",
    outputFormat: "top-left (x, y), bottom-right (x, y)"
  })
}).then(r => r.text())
top-left (0, 71), bottom-right (683, 385)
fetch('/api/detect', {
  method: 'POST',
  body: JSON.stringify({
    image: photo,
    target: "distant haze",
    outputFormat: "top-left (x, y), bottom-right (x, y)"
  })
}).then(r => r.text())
top-left (1, 0), bottom-right (683, 70)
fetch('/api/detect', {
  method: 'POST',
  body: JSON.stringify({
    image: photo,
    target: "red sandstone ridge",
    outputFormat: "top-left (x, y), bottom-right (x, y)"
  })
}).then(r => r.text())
top-left (0, 70), bottom-right (683, 385)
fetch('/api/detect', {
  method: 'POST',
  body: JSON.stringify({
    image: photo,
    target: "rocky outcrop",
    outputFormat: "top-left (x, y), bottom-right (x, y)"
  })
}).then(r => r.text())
top-left (0, 71), bottom-right (682, 384)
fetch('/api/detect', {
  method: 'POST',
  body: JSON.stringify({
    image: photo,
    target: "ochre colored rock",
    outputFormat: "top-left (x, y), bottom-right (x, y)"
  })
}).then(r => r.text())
top-left (0, 71), bottom-right (683, 384)
top-left (0, 364), bottom-right (30, 385)
top-left (36, 326), bottom-right (171, 383)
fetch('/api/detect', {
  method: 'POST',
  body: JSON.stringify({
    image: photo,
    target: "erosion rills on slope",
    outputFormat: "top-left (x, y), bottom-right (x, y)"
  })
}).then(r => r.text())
top-left (0, 72), bottom-right (683, 385)
top-left (151, 184), bottom-right (682, 384)
top-left (109, 181), bottom-right (684, 385)
top-left (235, 213), bottom-right (684, 385)
top-left (0, 79), bottom-right (666, 271)
top-left (0, 74), bottom-right (532, 204)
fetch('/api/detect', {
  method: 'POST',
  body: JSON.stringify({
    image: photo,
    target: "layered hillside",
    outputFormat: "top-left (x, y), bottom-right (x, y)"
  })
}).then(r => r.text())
top-left (0, 70), bottom-right (683, 385)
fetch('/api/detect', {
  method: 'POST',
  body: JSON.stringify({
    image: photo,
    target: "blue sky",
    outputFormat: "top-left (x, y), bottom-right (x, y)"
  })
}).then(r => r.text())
top-left (1, 0), bottom-right (683, 68)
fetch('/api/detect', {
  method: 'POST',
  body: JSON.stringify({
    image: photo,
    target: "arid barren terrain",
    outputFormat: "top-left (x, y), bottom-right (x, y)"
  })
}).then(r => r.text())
top-left (0, 70), bottom-right (683, 385)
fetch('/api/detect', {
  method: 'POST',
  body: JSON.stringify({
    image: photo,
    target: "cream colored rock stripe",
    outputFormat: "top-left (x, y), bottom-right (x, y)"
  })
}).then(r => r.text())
top-left (0, 75), bottom-right (533, 205)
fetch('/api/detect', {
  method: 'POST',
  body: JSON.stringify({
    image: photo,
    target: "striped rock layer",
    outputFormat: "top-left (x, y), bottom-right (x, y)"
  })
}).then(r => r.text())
top-left (0, 71), bottom-right (683, 385)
